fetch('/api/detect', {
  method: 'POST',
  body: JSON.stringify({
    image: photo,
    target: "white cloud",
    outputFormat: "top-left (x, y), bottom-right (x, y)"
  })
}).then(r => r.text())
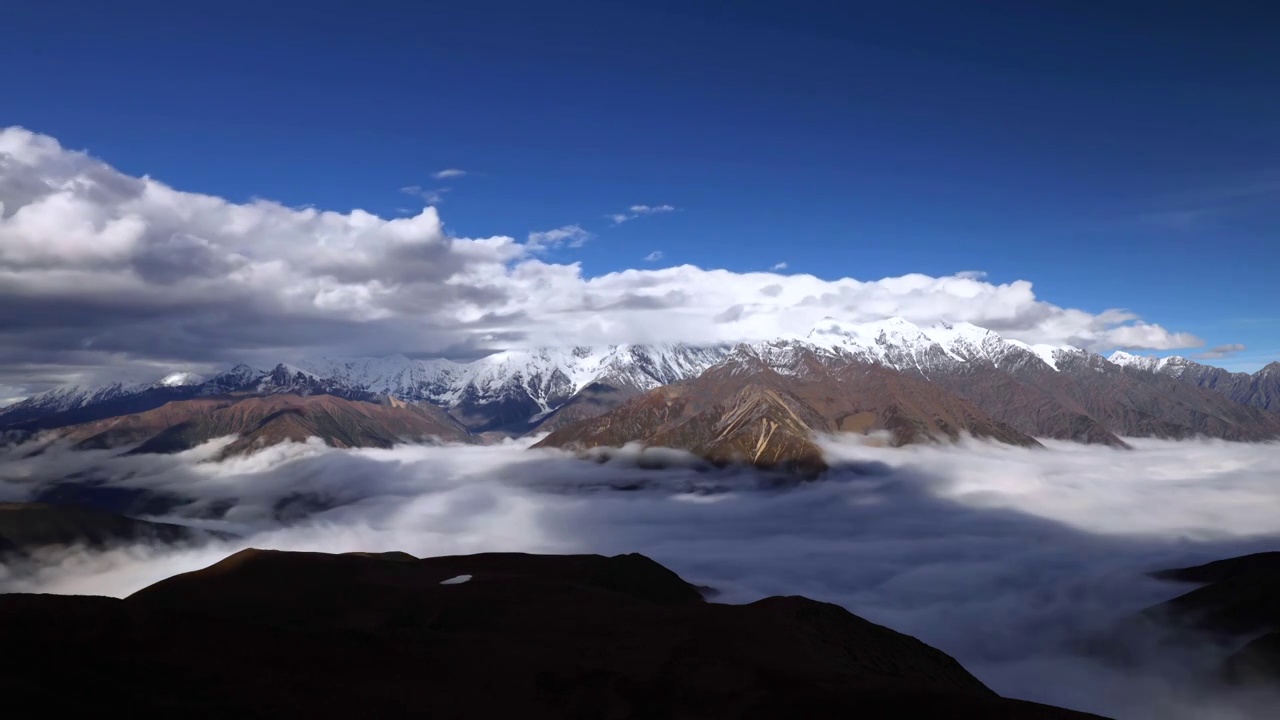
top-left (610, 204), bottom-right (676, 224)
top-left (526, 224), bottom-right (592, 252)
top-left (1196, 343), bottom-right (1247, 360)
top-left (400, 185), bottom-right (449, 204)
top-left (432, 169), bottom-right (467, 179)
top-left (0, 127), bottom-right (1205, 394)
top-left (644, 251), bottom-right (664, 262)
top-left (770, 262), bottom-right (788, 271)
top-left (956, 270), bottom-right (987, 280)
top-left (2, 435), bottom-right (1279, 720)
top-left (1107, 323), bottom-right (1204, 351)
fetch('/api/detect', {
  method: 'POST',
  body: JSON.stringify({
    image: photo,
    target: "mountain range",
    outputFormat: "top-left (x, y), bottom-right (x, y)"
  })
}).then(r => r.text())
top-left (3, 318), bottom-right (1278, 467)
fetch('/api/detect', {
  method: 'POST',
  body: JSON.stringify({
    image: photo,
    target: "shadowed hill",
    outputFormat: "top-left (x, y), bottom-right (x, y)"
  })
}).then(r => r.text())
top-left (0, 502), bottom-right (218, 557)
top-left (58, 393), bottom-right (471, 456)
top-left (0, 548), bottom-right (1103, 719)
top-left (1102, 551), bottom-right (1280, 689)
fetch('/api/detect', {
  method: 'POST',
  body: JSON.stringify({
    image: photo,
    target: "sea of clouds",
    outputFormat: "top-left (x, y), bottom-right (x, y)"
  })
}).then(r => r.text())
top-left (2, 434), bottom-right (1278, 719)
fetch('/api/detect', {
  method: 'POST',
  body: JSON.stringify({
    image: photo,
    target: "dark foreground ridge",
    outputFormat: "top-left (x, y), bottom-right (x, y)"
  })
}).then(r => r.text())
top-left (1141, 552), bottom-right (1280, 686)
top-left (0, 549), bottom-right (1102, 718)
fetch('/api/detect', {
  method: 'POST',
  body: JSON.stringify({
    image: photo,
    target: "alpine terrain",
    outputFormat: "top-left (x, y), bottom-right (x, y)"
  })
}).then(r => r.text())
top-left (4, 319), bottom-right (1278, 466)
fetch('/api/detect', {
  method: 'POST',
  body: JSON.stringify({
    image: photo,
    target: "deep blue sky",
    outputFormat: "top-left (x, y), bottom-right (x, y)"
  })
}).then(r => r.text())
top-left (4, 0), bottom-right (1278, 369)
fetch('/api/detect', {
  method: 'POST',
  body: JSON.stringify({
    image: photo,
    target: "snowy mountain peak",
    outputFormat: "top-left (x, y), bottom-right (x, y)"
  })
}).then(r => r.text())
top-left (798, 317), bottom-right (1080, 373)
top-left (1107, 351), bottom-right (1189, 373)
top-left (156, 371), bottom-right (206, 388)
top-left (6, 382), bottom-right (145, 413)
top-left (1006, 340), bottom-right (1073, 371)
top-left (201, 364), bottom-right (265, 394)
top-left (291, 344), bottom-right (731, 419)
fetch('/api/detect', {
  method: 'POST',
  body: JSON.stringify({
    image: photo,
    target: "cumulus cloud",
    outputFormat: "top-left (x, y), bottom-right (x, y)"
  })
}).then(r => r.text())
top-left (610, 204), bottom-right (676, 224)
top-left (644, 250), bottom-right (664, 262)
top-left (432, 169), bottom-right (467, 179)
top-left (526, 224), bottom-right (592, 251)
top-left (2, 435), bottom-right (1278, 719)
top-left (0, 127), bottom-right (1205, 396)
top-left (1108, 323), bottom-right (1204, 351)
top-left (1196, 343), bottom-right (1247, 360)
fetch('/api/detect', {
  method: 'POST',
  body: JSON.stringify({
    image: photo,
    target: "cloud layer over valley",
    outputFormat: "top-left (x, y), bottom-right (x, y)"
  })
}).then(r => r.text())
top-left (2, 434), bottom-right (1278, 719)
top-left (0, 127), bottom-right (1204, 398)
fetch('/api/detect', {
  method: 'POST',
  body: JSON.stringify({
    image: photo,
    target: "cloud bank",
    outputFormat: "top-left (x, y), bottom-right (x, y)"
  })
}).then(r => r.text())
top-left (1, 435), bottom-right (1278, 718)
top-left (1197, 343), bottom-right (1248, 360)
top-left (0, 127), bottom-right (1204, 396)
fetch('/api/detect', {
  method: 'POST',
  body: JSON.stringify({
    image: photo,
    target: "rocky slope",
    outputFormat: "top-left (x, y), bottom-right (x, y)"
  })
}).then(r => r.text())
top-left (1111, 353), bottom-right (1280, 415)
top-left (535, 342), bottom-right (1039, 472)
top-left (0, 548), bottom-right (1103, 718)
top-left (62, 393), bottom-right (470, 456)
top-left (794, 318), bottom-right (1280, 443)
top-left (1057, 353), bottom-right (1280, 440)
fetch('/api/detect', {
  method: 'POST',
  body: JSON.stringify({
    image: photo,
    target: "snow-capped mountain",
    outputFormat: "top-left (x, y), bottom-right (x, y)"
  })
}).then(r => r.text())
top-left (157, 371), bottom-right (207, 388)
top-left (0, 370), bottom-right (210, 427)
top-left (5, 319), bottom-right (1276, 443)
top-left (752, 316), bottom-right (1078, 376)
top-left (0, 345), bottom-right (732, 433)
top-left (297, 345), bottom-right (730, 407)
top-left (1107, 352), bottom-right (1280, 414)
top-left (1107, 351), bottom-right (1188, 374)
top-left (295, 344), bottom-right (732, 431)
top-left (0, 381), bottom-right (150, 417)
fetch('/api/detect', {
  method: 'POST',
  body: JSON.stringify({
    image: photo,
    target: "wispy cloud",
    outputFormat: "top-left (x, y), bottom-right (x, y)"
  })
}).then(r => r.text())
top-left (610, 204), bottom-right (677, 224)
top-left (1195, 343), bottom-right (1247, 360)
top-left (1137, 177), bottom-right (1280, 231)
top-left (770, 262), bottom-right (788, 271)
top-left (432, 168), bottom-right (468, 179)
top-left (956, 270), bottom-right (987, 280)
top-left (527, 224), bottom-right (593, 251)
top-left (400, 185), bottom-right (450, 205)
top-left (644, 251), bottom-right (664, 262)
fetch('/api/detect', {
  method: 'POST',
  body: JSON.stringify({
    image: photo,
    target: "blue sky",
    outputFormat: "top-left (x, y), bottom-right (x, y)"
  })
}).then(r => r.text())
top-left (3, 0), bottom-right (1278, 370)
